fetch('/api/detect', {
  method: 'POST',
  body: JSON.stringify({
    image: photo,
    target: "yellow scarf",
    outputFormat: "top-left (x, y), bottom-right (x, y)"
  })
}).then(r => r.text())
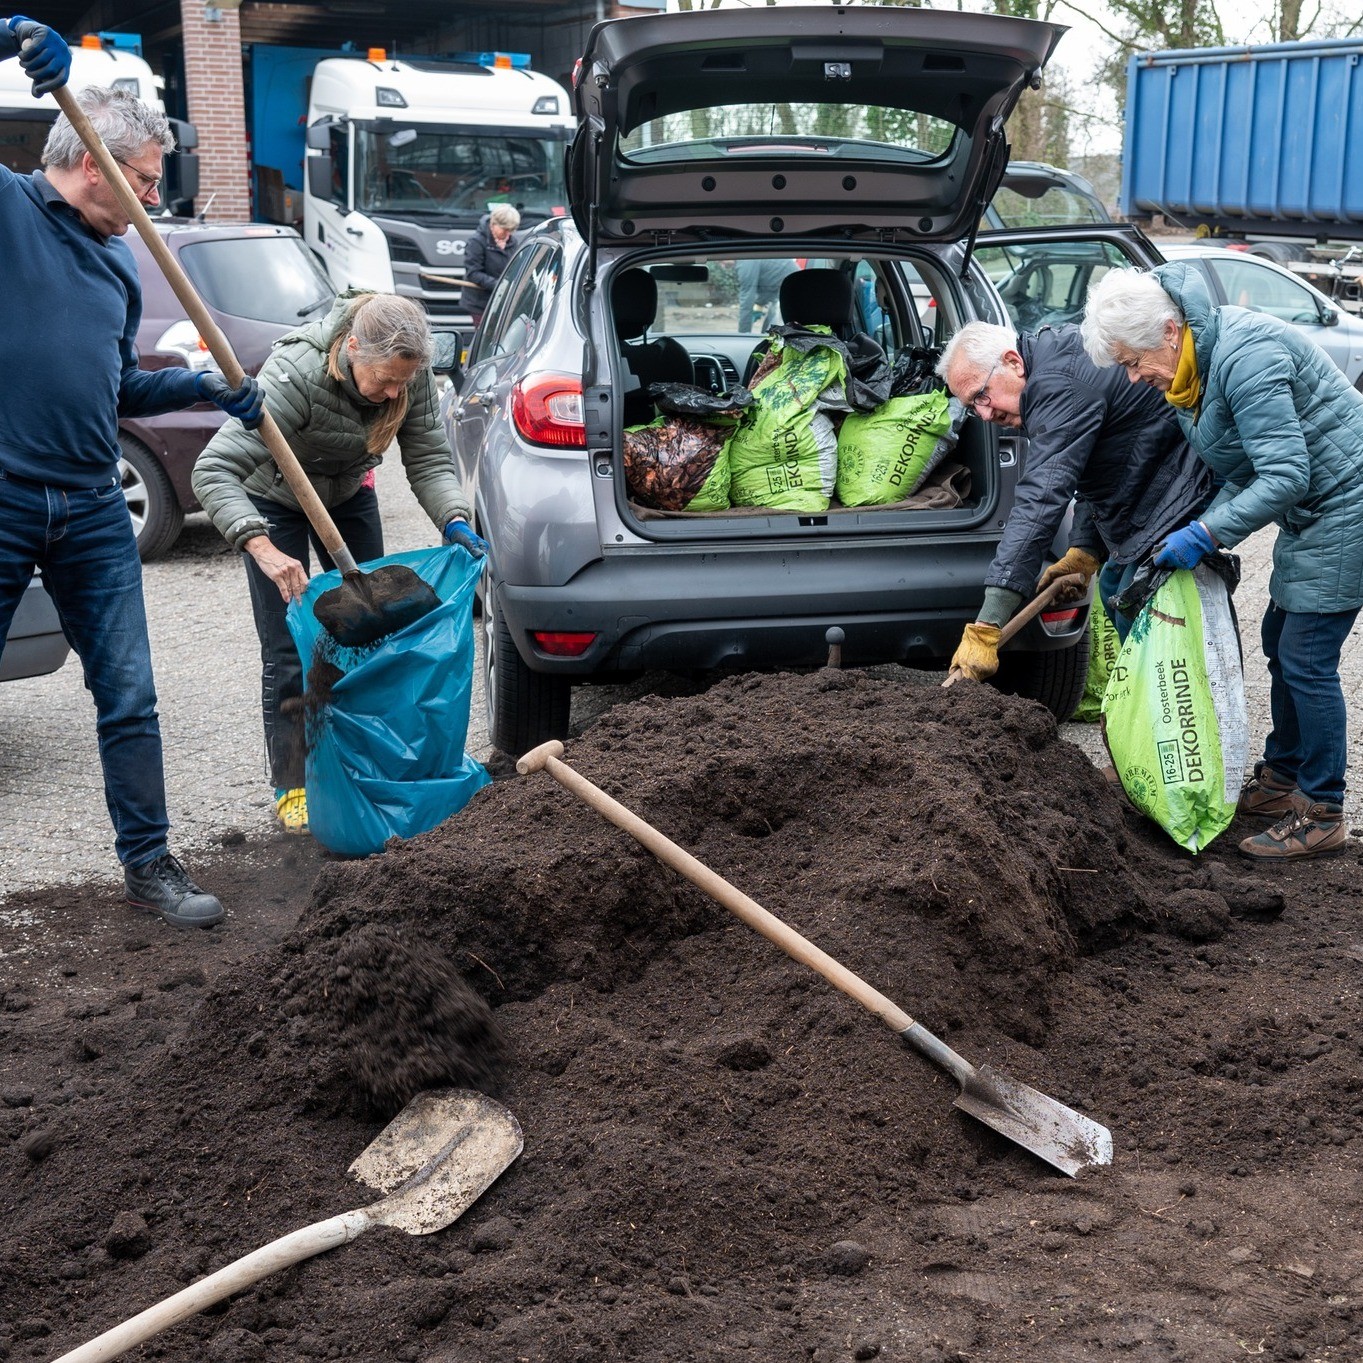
top-left (1165, 324), bottom-right (1201, 410)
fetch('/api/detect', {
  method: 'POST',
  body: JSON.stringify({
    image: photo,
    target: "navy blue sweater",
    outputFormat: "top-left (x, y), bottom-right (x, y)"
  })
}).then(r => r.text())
top-left (0, 164), bottom-right (201, 488)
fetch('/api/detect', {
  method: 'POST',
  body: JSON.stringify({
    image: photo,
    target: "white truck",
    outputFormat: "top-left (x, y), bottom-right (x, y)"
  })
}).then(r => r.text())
top-left (0, 36), bottom-right (197, 207)
top-left (302, 51), bottom-right (573, 336)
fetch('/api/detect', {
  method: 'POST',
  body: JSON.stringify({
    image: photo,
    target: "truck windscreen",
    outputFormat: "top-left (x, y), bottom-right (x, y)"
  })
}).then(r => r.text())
top-left (353, 124), bottom-right (568, 223)
top-left (0, 114), bottom-right (57, 175)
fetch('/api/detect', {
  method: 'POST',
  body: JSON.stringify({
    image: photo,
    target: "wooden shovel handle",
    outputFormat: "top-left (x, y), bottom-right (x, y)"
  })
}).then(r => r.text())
top-left (517, 741), bottom-right (916, 1035)
top-left (50, 1210), bottom-right (371, 1363)
top-left (50, 86), bottom-right (358, 576)
top-left (942, 572), bottom-right (1086, 688)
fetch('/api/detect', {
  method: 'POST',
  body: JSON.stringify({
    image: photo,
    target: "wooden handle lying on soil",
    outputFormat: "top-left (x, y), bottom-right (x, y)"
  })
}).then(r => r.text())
top-left (942, 573), bottom-right (1086, 688)
top-left (51, 86), bottom-right (359, 576)
top-left (516, 741), bottom-right (916, 1034)
top-left (50, 1211), bottom-right (371, 1363)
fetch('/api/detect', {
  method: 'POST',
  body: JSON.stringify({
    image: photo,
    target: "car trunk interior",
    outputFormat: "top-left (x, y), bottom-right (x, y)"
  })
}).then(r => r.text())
top-left (607, 251), bottom-right (998, 539)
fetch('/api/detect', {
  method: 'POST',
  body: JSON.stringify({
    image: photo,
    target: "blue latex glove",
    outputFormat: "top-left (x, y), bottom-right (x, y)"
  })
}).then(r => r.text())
top-left (8, 17), bottom-right (72, 95)
top-left (196, 372), bottom-right (264, 429)
top-left (1153, 520), bottom-right (1216, 570)
top-left (443, 520), bottom-right (487, 559)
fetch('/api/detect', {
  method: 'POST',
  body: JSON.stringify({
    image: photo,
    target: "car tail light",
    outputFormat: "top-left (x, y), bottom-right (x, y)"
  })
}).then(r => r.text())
top-left (511, 374), bottom-right (587, 448)
top-left (1041, 606), bottom-right (1083, 628)
top-left (532, 631), bottom-right (596, 656)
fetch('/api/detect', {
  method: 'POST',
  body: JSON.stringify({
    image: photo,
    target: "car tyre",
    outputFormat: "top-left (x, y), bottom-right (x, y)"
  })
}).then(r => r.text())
top-left (995, 631), bottom-right (1091, 722)
top-left (485, 581), bottom-right (571, 756)
top-left (118, 433), bottom-right (183, 561)
top-left (1246, 241), bottom-right (1298, 266)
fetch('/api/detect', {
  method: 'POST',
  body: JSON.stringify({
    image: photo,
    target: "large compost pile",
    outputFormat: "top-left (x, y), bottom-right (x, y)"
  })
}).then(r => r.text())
top-left (4, 668), bottom-right (1363, 1363)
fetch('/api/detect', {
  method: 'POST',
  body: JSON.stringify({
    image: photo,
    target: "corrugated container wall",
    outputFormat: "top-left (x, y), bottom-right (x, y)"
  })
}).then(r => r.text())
top-left (1121, 38), bottom-right (1363, 239)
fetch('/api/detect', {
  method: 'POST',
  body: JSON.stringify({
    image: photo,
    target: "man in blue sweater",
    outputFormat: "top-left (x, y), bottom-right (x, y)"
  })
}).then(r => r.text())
top-left (0, 18), bottom-right (264, 927)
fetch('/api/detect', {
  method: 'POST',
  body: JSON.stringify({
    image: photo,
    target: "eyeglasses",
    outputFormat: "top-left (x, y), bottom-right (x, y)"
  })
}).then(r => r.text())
top-left (117, 160), bottom-right (163, 199)
top-left (966, 358), bottom-right (1001, 412)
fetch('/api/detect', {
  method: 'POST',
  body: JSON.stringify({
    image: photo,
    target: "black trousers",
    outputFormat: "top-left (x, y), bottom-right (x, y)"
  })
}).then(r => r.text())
top-left (242, 487), bottom-right (383, 789)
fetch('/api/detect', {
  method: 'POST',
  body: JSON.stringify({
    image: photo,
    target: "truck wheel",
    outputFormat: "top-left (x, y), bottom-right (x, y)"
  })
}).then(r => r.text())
top-left (995, 632), bottom-right (1091, 722)
top-left (484, 582), bottom-right (570, 756)
top-left (1247, 242), bottom-right (1298, 265)
top-left (118, 433), bottom-right (184, 561)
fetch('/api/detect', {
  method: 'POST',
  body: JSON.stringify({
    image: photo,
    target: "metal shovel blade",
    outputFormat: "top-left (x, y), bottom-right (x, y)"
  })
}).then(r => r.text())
top-left (903, 1023), bottom-right (1112, 1177)
top-left (350, 1089), bottom-right (524, 1234)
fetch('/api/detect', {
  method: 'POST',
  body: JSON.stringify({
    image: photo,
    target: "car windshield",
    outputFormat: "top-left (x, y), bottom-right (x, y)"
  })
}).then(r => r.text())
top-left (352, 124), bottom-right (568, 223)
top-left (177, 235), bottom-right (335, 325)
top-left (621, 103), bottom-right (956, 165)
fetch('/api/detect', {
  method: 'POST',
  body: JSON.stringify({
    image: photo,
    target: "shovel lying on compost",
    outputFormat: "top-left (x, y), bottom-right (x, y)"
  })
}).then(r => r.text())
top-left (49, 81), bottom-right (438, 649)
top-left (50, 1090), bottom-right (522, 1363)
top-left (517, 742), bottom-right (1113, 1178)
top-left (942, 573), bottom-right (1086, 688)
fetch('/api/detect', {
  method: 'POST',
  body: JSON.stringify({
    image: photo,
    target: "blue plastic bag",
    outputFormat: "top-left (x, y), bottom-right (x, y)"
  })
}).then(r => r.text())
top-left (286, 546), bottom-right (490, 857)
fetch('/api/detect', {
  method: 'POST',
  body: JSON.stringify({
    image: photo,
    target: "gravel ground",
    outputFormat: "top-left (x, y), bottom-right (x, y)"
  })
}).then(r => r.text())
top-left (1, 454), bottom-right (1359, 894)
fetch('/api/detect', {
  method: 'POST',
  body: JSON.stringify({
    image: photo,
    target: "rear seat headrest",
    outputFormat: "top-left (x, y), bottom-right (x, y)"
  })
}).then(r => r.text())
top-left (612, 269), bottom-right (658, 340)
top-left (779, 268), bottom-right (854, 330)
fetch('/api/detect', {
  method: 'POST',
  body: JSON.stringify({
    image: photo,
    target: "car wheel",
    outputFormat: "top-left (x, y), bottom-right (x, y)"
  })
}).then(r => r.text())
top-left (995, 632), bottom-right (1091, 722)
top-left (118, 433), bottom-right (184, 561)
top-left (484, 581), bottom-right (570, 756)
top-left (1247, 241), bottom-right (1298, 266)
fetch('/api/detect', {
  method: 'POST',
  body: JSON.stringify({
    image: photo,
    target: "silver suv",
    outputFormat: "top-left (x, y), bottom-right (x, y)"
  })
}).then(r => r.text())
top-left (444, 6), bottom-right (1096, 755)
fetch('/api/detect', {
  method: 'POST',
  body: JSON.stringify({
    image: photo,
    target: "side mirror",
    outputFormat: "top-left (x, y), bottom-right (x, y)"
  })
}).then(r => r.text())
top-left (307, 156), bottom-right (333, 201)
top-left (305, 120), bottom-right (334, 151)
top-left (431, 331), bottom-right (462, 379)
top-left (1320, 306), bottom-right (1340, 327)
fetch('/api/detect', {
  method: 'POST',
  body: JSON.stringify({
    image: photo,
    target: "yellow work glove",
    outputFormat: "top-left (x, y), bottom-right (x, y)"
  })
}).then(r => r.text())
top-left (950, 622), bottom-right (1002, 682)
top-left (1037, 547), bottom-right (1101, 602)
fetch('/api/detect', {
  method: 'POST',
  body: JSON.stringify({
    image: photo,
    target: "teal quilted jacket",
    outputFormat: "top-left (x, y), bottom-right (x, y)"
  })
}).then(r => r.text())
top-left (1156, 260), bottom-right (1363, 612)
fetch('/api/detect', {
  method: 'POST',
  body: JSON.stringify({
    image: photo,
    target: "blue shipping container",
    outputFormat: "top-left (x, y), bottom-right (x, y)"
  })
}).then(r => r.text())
top-left (1122, 38), bottom-right (1363, 239)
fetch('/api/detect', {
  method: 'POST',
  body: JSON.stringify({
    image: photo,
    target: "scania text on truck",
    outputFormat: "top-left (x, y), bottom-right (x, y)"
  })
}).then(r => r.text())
top-left (301, 50), bottom-right (572, 336)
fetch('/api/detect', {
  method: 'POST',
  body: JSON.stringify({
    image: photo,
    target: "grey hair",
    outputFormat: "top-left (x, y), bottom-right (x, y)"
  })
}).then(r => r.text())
top-left (42, 86), bottom-right (174, 171)
top-left (935, 321), bottom-right (1019, 383)
top-left (489, 203), bottom-right (520, 230)
top-left (345, 292), bottom-right (434, 367)
top-left (1081, 269), bottom-right (1184, 368)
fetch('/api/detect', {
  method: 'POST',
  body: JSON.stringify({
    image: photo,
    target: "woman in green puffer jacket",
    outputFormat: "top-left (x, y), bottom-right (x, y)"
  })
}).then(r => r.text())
top-left (192, 291), bottom-right (482, 836)
top-left (1081, 260), bottom-right (1363, 862)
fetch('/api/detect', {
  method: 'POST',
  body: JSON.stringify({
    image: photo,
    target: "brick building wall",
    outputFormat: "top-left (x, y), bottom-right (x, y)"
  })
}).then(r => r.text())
top-left (180, 0), bottom-right (251, 221)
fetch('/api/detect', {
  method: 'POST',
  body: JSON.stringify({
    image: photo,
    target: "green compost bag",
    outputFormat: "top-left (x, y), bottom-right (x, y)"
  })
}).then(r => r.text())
top-left (727, 328), bottom-right (846, 512)
top-left (1100, 564), bottom-right (1249, 853)
top-left (1073, 592), bottom-right (1121, 723)
top-left (834, 388), bottom-right (952, 506)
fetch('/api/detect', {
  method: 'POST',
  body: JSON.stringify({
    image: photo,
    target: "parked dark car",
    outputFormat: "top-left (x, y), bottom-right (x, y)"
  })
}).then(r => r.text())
top-left (120, 220), bottom-right (336, 558)
top-left (441, 7), bottom-right (1137, 755)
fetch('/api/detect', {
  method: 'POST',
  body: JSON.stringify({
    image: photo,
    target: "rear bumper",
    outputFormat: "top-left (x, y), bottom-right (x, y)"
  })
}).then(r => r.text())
top-left (498, 542), bottom-right (1089, 677)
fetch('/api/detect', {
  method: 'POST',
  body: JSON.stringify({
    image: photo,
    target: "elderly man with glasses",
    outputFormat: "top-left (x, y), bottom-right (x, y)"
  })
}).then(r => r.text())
top-left (0, 28), bottom-right (265, 928)
top-left (936, 319), bottom-right (1212, 685)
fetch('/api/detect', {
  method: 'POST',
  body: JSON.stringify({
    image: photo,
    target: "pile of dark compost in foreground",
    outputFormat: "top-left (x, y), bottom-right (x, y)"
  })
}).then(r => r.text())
top-left (5, 669), bottom-right (1363, 1363)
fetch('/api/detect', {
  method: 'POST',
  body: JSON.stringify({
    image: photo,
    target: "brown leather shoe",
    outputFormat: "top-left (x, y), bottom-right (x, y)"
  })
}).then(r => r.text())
top-left (1237, 765), bottom-right (1298, 819)
top-left (1238, 794), bottom-right (1346, 860)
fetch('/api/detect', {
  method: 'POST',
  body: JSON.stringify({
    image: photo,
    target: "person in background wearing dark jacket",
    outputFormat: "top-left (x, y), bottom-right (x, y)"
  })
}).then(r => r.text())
top-left (937, 320), bottom-right (1212, 677)
top-left (462, 203), bottom-right (520, 328)
top-left (0, 33), bottom-right (263, 929)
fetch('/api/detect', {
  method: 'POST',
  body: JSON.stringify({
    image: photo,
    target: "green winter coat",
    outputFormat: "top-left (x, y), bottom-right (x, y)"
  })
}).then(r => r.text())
top-left (1156, 260), bottom-right (1363, 613)
top-left (191, 293), bottom-right (470, 551)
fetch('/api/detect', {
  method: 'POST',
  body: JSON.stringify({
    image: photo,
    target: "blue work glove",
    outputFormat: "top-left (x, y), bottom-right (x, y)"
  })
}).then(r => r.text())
top-left (443, 520), bottom-right (487, 558)
top-left (8, 17), bottom-right (72, 95)
top-left (196, 372), bottom-right (264, 429)
top-left (1153, 520), bottom-right (1216, 570)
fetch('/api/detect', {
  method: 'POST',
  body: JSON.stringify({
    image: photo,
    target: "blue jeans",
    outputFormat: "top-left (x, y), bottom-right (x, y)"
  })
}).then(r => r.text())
top-left (0, 469), bottom-right (168, 867)
top-left (242, 487), bottom-right (383, 790)
top-left (1260, 600), bottom-right (1360, 804)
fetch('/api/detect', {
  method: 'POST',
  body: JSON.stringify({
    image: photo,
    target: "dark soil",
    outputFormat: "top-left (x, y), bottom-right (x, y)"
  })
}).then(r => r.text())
top-left (313, 566), bottom-right (441, 648)
top-left (4, 669), bottom-right (1363, 1363)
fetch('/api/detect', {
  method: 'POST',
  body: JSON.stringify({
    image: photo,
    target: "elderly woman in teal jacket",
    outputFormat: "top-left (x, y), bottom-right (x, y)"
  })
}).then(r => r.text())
top-left (1082, 260), bottom-right (1363, 861)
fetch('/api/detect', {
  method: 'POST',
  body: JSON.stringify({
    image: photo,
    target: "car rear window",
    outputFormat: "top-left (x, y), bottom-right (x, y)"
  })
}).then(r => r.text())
top-left (177, 235), bottom-right (335, 325)
top-left (621, 103), bottom-right (955, 166)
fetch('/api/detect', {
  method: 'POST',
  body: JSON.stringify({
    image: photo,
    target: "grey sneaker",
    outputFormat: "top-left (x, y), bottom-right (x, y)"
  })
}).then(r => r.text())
top-left (1237, 765), bottom-right (1298, 819)
top-left (125, 854), bottom-right (225, 928)
top-left (1238, 794), bottom-right (1346, 861)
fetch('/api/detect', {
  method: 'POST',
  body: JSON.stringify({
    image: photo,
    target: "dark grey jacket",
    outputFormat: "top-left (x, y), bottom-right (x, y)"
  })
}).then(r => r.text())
top-left (984, 324), bottom-right (1212, 597)
top-left (462, 217), bottom-right (518, 315)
